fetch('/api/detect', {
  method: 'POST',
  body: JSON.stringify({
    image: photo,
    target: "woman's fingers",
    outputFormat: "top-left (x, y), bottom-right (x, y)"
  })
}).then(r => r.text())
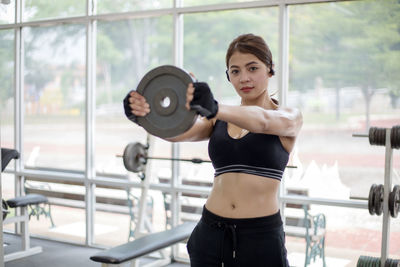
top-left (129, 83), bottom-right (196, 115)
top-left (186, 83), bottom-right (195, 110)
top-left (129, 91), bottom-right (150, 116)
top-left (129, 91), bottom-right (146, 103)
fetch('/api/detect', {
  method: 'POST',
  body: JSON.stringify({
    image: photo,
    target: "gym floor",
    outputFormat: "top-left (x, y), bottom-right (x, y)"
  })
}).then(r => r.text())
top-left (3, 232), bottom-right (188, 267)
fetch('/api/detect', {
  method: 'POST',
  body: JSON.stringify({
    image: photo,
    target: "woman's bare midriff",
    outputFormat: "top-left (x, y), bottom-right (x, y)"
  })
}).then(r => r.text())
top-left (205, 172), bottom-right (280, 218)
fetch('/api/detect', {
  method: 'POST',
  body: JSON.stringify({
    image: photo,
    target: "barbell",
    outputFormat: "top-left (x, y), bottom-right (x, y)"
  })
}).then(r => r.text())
top-left (119, 141), bottom-right (297, 175)
top-left (120, 142), bottom-right (211, 173)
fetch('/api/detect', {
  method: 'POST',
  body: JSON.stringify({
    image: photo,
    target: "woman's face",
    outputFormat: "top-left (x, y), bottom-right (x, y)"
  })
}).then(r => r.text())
top-left (227, 51), bottom-right (271, 101)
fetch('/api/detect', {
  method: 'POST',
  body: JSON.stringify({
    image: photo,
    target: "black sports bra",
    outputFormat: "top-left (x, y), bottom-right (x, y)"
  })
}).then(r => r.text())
top-left (208, 120), bottom-right (289, 181)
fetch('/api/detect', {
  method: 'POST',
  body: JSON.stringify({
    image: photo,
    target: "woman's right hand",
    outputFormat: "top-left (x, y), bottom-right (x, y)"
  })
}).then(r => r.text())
top-left (123, 90), bottom-right (150, 124)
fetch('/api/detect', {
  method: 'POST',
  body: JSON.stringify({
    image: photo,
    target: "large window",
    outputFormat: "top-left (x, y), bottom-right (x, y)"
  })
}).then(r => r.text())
top-left (287, 1), bottom-right (400, 261)
top-left (23, 24), bottom-right (86, 170)
top-left (288, 0), bottom-right (400, 199)
top-left (94, 16), bottom-right (174, 246)
top-left (0, 29), bottom-right (14, 151)
top-left (95, 16), bottom-right (173, 175)
top-left (1, 0), bottom-right (399, 264)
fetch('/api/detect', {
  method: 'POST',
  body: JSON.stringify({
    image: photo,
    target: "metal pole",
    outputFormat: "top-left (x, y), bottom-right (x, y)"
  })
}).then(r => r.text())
top-left (14, 0), bottom-right (24, 236)
top-left (278, 3), bottom-right (289, 107)
top-left (147, 156), bottom-right (211, 163)
top-left (85, 0), bottom-right (97, 246)
top-left (380, 128), bottom-right (392, 267)
top-left (278, 2), bottom-right (289, 224)
top-left (171, 0), bottom-right (184, 261)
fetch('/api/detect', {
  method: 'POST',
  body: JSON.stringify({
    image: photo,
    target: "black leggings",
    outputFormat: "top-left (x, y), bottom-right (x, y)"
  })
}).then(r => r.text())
top-left (187, 206), bottom-right (289, 267)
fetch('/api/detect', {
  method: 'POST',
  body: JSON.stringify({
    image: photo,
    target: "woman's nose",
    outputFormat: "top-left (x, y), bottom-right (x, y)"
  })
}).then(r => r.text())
top-left (239, 72), bottom-right (250, 82)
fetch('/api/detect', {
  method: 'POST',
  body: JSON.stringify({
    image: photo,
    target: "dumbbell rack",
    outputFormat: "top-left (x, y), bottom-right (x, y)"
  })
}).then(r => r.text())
top-left (354, 126), bottom-right (399, 267)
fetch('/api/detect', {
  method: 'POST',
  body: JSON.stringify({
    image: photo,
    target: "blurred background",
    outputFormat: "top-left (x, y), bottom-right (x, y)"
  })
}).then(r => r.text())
top-left (1, 0), bottom-right (399, 266)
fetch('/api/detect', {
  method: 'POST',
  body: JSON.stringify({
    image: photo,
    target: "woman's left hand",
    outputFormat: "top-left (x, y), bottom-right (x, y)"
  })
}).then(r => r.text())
top-left (186, 82), bottom-right (219, 119)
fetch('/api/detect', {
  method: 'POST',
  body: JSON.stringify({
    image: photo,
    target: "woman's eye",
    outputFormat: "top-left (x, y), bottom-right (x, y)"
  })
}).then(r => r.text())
top-left (249, 66), bottom-right (258, 71)
top-left (231, 70), bottom-right (239, 75)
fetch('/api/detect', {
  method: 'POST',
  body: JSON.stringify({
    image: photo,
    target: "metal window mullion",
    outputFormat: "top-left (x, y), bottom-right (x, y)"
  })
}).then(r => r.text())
top-left (278, 3), bottom-right (289, 221)
top-left (278, 3), bottom-right (289, 106)
top-left (12, 0), bottom-right (24, 237)
top-left (84, 0), bottom-right (97, 246)
top-left (14, 25), bottom-right (23, 190)
top-left (171, 0), bottom-right (184, 229)
top-left (170, 0), bottom-right (184, 260)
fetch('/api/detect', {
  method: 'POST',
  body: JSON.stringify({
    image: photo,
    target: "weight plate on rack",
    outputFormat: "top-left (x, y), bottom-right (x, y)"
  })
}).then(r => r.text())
top-left (374, 184), bottom-right (384, 216)
top-left (389, 185), bottom-right (400, 218)
top-left (391, 125), bottom-right (400, 149)
top-left (369, 184), bottom-right (377, 215)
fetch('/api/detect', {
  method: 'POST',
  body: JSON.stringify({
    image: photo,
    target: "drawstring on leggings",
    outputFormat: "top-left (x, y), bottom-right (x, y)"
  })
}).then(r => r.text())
top-left (214, 221), bottom-right (237, 267)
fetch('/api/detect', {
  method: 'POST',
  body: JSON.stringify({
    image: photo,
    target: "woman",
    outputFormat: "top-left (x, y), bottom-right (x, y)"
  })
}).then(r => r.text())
top-left (124, 33), bottom-right (302, 267)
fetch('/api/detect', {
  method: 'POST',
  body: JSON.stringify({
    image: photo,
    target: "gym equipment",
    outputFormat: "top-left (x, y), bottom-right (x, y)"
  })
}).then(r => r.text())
top-left (123, 142), bottom-right (148, 174)
top-left (90, 221), bottom-right (196, 267)
top-left (385, 258), bottom-right (400, 267)
top-left (390, 125), bottom-right (400, 149)
top-left (92, 135), bottom-right (195, 267)
top-left (367, 184), bottom-right (400, 217)
top-left (389, 185), bottom-right (399, 218)
top-left (357, 255), bottom-right (399, 267)
top-left (353, 125), bottom-right (399, 267)
top-left (1, 148), bottom-right (19, 172)
top-left (121, 141), bottom-right (297, 174)
top-left (353, 126), bottom-right (400, 149)
top-left (1, 148), bottom-right (48, 262)
top-left (2, 199), bottom-right (8, 220)
top-left (368, 184), bottom-right (377, 215)
top-left (136, 65), bottom-right (198, 138)
top-left (357, 255), bottom-right (381, 267)
top-left (374, 184), bottom-right (384, 216)
top-left (121, 142), bottom-right (211, 173)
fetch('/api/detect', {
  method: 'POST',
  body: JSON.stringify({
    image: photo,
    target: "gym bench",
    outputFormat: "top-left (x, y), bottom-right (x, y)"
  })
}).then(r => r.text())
top-left (1, 148), bottom-right (48, 262)
top-left (90, 221), bottom-right (196, 267)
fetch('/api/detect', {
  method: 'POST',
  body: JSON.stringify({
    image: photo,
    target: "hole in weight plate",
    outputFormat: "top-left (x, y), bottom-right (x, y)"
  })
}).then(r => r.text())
top-left (160, 96), bottom-right (171, 108)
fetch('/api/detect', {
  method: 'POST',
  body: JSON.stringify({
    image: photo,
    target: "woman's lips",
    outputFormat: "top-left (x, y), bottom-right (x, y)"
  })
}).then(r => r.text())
top-left (240, 87), bottom-right (253, 92)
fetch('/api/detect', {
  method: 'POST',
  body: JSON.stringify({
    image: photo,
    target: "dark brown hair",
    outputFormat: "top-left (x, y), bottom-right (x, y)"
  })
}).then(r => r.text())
top-left (225, 33), bottom-right (275, 76)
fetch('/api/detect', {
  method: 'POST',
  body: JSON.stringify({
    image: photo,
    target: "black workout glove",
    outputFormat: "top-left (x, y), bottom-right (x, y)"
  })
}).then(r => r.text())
top-left (190, 82), bottom-right (218, 119)
top-left (123, 90), bottom-right (138, 124)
